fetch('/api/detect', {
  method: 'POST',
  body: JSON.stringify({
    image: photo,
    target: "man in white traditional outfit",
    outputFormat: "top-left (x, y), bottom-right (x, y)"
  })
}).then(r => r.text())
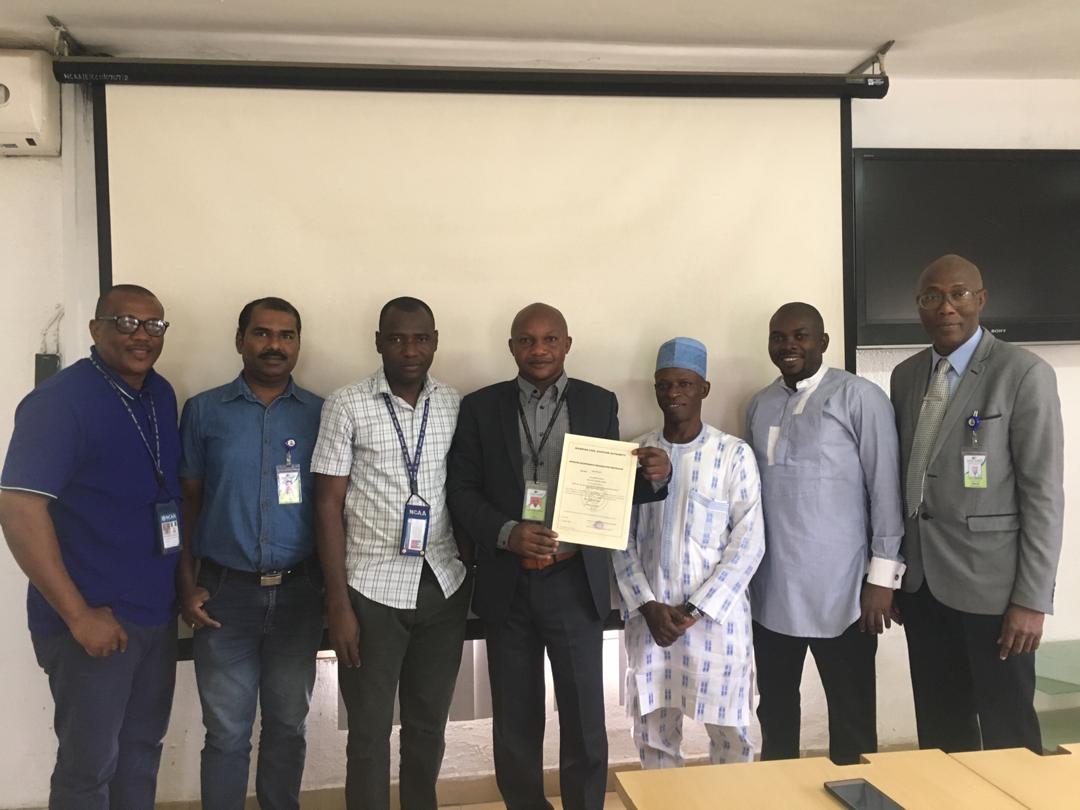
top-left (613, 337), bottom-right (766, 769)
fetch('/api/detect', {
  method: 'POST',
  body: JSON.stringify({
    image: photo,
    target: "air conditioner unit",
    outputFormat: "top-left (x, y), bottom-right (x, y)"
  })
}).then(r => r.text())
top-left (0, 50), bottom-right (61, 157)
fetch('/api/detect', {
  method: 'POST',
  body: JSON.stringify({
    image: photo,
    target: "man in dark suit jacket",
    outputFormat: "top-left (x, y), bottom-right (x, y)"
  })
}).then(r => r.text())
top-left (448, 303), bottom-right (670, 810)
top-left (891, 254), bottom-right (1064, 754)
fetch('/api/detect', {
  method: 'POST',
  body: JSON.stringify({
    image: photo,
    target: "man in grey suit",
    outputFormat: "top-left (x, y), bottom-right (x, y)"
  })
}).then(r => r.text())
top-left (891, 253), bottom-right (1064, 754)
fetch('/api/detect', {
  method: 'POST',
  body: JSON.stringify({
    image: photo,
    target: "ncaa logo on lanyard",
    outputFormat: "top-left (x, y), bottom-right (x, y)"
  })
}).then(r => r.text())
top-left (383, 394), bottom-right (432, 557)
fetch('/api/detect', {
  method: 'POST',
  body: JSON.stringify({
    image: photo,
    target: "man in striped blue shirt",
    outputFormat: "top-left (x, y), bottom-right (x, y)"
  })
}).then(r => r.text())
top-left (747, 302), bottom-right (905, 766)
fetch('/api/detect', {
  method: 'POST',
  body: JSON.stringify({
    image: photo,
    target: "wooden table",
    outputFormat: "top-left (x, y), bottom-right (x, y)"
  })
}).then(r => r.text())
top-left (615, 749), bottom-right (1024, 810)
top-left (951, 743), bottom-right (1080, 810)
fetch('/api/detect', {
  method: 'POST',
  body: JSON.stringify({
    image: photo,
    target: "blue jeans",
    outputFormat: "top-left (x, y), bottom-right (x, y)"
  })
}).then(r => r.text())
top-left (193, 562), bottom-right (325, 810)
top-left (33, 619), bottom-right (177, 810)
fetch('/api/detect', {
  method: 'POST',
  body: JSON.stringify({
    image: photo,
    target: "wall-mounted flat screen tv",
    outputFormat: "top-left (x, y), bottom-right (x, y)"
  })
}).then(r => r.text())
top-left (854, 148), bottom-right (1080, 346)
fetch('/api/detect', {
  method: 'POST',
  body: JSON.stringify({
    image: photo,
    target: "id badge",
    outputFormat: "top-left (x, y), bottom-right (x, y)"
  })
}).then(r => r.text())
top-left (522, 481), bottom-right (548, 522)
top-left (276, 464), bottom-right (302, 505)
top-left (155, 500), bottom-right (181, 555)
top-left (962, 450), bottom-right (988, 489)
top-left (400, 502), bottom-right (431, 556)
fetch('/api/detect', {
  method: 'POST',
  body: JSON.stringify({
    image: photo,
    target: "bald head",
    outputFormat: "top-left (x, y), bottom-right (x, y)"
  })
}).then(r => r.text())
top-left (917, 254), bottom-right (984, 294)
top-left (916, 253), bottom-right (987, 355)
top-left (508, 302), bottom-right (572, 392)
top-left (511, 303), bottom-right (567, 337)
top-left (771, 302), bottom-right (824, 335)
top-left (95, 283), bottom-right (160, 318)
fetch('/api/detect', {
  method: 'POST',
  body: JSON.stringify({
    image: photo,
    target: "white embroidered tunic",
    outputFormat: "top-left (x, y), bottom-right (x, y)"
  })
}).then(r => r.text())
top-left (613, 424), bottom-right (765, 726)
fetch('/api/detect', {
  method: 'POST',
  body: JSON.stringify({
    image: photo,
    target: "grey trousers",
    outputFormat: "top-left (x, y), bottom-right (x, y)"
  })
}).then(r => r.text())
top-left (338, 564), bottom-right (470, 810)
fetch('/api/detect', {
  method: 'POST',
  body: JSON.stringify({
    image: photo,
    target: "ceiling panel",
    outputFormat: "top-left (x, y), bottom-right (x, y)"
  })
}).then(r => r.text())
top-left (1, 0), bottom-right (1079, 78)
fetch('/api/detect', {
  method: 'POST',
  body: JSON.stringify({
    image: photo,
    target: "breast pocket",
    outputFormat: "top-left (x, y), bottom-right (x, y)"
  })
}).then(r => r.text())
top-left (769, 410), bottom-right (822, 493)
top-left (966, 513), bottom-right (1020, 533)
top-left (686, 490), bottom-right (729, 551)
top-left (965, 412), bottom-right (1004, 444)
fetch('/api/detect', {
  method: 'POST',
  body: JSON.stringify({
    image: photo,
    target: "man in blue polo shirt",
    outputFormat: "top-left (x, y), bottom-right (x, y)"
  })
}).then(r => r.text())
top-left (0, 283), bottom-right (181, 810)
top-left (178, 297), bottom-right (324, 810)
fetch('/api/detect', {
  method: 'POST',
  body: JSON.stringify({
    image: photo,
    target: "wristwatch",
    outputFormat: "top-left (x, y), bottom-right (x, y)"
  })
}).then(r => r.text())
top-left (684, 602), bottom-right (704, 620)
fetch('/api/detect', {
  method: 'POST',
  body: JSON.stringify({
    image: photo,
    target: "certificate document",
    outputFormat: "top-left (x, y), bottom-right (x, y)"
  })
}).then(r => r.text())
top-left (551, 433), bottom-right (638, 551)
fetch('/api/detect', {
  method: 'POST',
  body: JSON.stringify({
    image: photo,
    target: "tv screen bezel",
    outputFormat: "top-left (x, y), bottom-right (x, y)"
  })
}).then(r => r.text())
top-left (853, 147), bottom-right (1080, 347)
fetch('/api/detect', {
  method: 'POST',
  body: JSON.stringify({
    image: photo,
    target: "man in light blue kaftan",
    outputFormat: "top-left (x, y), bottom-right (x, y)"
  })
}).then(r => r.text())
top-left (613, 337), bottom-right (766, 768)
top-left (746, 302), bottom-right (905, 766)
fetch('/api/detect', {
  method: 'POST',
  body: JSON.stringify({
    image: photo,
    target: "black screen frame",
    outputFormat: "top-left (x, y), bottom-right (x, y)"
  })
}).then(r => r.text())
top-left (67, 57), bottom-right (868, 372)
top-left (854, 147), bottom-right (1080, 347)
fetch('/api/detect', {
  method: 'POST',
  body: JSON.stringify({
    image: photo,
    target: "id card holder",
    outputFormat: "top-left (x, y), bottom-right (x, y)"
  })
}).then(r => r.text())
top-left (276, 464), bottom-right (302, 505)
top-left (400, 501), bottom-right (431, 556)
top-left (155, 500), bottom-right (181, 555)
top-left (522, 481), bottom-right (548, 522)
top-left (962, 449), bottom-right (989, 489)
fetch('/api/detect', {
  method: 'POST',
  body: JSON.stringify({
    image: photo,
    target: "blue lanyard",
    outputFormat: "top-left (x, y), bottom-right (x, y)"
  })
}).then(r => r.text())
top-left (382, 393), bottom-right (430, 496)
top-left (90, 354), bottom-right (165, 487)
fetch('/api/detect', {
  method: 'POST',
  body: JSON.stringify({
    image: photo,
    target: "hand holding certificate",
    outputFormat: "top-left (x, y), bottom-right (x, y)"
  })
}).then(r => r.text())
top-left (551, 433), bottom-right (638, 551)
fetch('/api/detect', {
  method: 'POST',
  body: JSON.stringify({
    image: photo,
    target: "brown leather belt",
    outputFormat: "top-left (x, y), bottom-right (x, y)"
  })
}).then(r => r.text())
top-left (520, 549), bottom-right (578, 571)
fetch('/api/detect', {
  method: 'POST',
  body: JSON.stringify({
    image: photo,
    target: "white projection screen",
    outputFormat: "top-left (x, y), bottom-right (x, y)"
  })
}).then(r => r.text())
top-left (104, 84), bottom-right (844, 437)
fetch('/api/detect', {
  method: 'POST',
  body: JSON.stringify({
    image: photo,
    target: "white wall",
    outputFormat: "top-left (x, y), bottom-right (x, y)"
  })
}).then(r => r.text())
top-left (0, 157), bottom-right (68, 807)
top-left (2, 76), bottom-right (1079, 808)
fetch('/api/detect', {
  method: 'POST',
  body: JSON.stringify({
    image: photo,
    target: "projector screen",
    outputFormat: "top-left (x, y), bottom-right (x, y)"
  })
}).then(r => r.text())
top-left (103, 84), bottom-right (844, 437)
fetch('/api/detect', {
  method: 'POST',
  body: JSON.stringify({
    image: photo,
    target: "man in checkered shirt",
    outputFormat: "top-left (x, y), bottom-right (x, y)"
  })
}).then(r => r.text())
top-left (312, 297), bottom-right (469, 810)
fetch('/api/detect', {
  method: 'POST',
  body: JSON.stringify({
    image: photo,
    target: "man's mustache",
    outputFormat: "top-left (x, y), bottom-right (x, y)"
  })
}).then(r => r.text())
top-left (259, 351), bottom-right (287, 361)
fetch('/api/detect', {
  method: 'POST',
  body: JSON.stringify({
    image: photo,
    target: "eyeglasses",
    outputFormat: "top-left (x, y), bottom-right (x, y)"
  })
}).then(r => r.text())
top-left (916, 288), bottom-right (984, 310)
top-left (94, 315), bottom-right (170, 337)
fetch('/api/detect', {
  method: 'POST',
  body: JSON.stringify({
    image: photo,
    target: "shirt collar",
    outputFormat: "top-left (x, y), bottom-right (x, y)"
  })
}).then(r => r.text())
top-left (795, 363), bottom-right (829, 392)
top-left (220, 373), bottom-right (311, 405)
top-left (775, 362), bottom-right (829, 394)
top-left (375, 366), bottom-right (437, 404)
top-left (89, 346), bottom-right (155, 399)
top-left (658, 423), bottom-right (708, 449)
top-left (517, 371), bottom-right (569, 402)
top-left (931, 327), bottom-right (983, 378)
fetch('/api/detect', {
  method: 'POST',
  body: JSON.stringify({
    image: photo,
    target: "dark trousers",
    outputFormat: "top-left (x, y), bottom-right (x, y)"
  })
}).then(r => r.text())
top-left (900, 582), bottom-right (1041, 754)
top-left (753, 619), bottom-right (878, 765)
top-left (485, 556), bottom-right (607, 810)
top-left (32, 619), bottom-right (177, 810)
top-left (338, 564), bottom-right (470, 810)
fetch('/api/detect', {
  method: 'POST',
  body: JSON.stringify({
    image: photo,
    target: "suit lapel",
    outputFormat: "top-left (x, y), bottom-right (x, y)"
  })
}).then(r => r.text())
top-left (499, 380), bottom-right (526, 493)
top-left (927, 331), bottom-right (994, 467)
top-left (566, 378), bottom-right (579, 434)
top-left (565, 378), bottom-right (593, 437)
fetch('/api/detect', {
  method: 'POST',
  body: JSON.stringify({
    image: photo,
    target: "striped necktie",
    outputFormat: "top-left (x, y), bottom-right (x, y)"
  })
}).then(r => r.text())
top-left (905, 357), bottom-right (951, 517)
